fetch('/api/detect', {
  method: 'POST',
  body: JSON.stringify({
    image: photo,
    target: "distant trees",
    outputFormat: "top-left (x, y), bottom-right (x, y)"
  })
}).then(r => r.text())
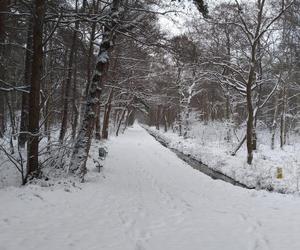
top-left (149, 0), bottom-right (298, 165)
top-left (0, 0), bottom-right (171, 184)
top-left (0, 0), bottom-right (299, 186)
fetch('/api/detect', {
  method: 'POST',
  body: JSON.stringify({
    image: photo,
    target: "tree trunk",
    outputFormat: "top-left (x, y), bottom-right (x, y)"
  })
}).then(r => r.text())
top-left (183, 102), bottom-right (191, 139)
top-left (280, 84), bottom-right (287, 148)
top-left (59, 0), bottom-right (79, 142)
top-left (71, 51), bottom-right (79, 140)
top-left (246, 42), bottom-right (257, 165)
top-left (0, 0), bottom-right (9, 138)
top-left (271, 91), bottom-right (280, 150)
top-left (44, 36), bottom-right (54, 145)
top-left (26, 0), bottom-right (46, 180)
top-left (156, 105), bottom-right (161, 130)
top-left (19, 19), bottom-right (33, 147)
top-left (116, 108), bottom-right (126, 137)
top-left (5, 95), bottom-right (15, 154)
top-left (116, 98), bottom-right (133, 137)
top-left (95, 112), bottom-right (101, 140)
top-left (69, 0), bottom-right (121, 179)
top-left (246, 73), bottom-right (254, 165)
top-left (252, 40), bottom-right (263, 151)
top-left (79, 0), bottom-right (97, 125)
top-left (122, 109), bottom-right (133, 133)
top-left (102, 88), bottom-right (114, 139)
top-left (231, 135), bottom-right (247, 156)
top-left (163, 108), bottom-right (168, 132)
top-left (85, 11), bottom-right (96, 95)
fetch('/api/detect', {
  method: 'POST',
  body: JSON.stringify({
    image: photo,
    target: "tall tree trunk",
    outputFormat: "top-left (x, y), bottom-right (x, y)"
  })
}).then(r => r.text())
top-left (69, 0), bottom-right (122, 179)
top-left (183, 102), bottom-right (191, 139)
top-left (224, 29), bottom-right (231, 121)
top-left (122, 109), bottom-right (133, 133)
top-left (71, 51), bottom-right (79, 140)
top-left (102, 88), bottom-right (114, 139)
top-left (245, 0), bottom-right (265, 165)
top-left (79, 0), bottom-right (97, 125)
top-left (246, 63), bottom-right (255, 165)
top-left (163, 108), bottom-right (168, 132)
top-left (85, 15), bottom-right (96, 95)
top-left (95, 109), bottom-right (101, 140)
top-left (116, 98), bottom-right (133, 137)
top-left (115, 109), bottom-right (121, 128)
top-left (19, 19), bottom-right (33, 147)
top-left (0, 0), bottom-right (9, 138)
top-left (59, 0), bottom-right (79, 142)
top-left (116, 108), bottom-right (126, 137)
top-left (156, 105), bottom-right (161, 130)
top-left (252, 40), bottom-right (263, 151)
top-left (271, 91), bottom-right (280, 150)
top-left (5, 95), bottom-right (15, 154)
top-left (280, 83), bottom-right (287, 148)
top-left (44, 36), bottom-right (54, 144)
top-left (26, 0), bottom-right (46, 180)
top-left (100, 42), bottom-right (118, 139)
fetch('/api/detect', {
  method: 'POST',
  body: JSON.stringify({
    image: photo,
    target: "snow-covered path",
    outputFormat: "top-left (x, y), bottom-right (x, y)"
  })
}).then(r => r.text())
top-left (1, 125), bottom-right (300, 250)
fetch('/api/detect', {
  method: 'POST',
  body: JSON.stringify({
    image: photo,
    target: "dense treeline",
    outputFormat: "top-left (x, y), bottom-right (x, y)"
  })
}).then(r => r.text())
top-left (147, 0), bottom-right (300, 164)
top-left (0, 0), bottom-right (299, 185)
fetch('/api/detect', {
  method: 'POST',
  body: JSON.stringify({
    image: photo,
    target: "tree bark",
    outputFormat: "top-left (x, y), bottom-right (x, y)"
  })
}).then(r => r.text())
top-left (102, 88), bottom-right (114, 139)
top-left (116, 108), bottom-right (126, 137)
top-left (95, 109), bottom-right (101, 140)
top-left (245, 0), bottom-right (265, 165)
top-left (19, 19), bottom-right (33, 147)
top-left (79, 0), bottom-right (98, 125)
top-left (122, 109), bottom-right (133, 133)
top-left (156, 105), bottom-right (161, 130)
top-left (69, 0), bottom-right (122, 179)
top-left (246, 55), bottom-right (255, 165)
top-left (163, 107), bottom-right (168, 132)
top-left (280, 83), bottom-right (287, 148)
top-left (44, 36), bottom-right (55, 145)
top-left (0, 0), bottom-right (9, 138)
top-left (271, 91), bottom-right (280, 150)
top-left (116, 98), bottom-right (134, 137)
top-left (59, 0), bottom-right (79, 142)
top-left (71, 51), bottom-right (79, 140)
top-left (26, 0), bottom-right (46, 180)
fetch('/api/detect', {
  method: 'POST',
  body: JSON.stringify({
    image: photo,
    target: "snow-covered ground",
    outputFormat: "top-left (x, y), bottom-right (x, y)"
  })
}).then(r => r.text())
top-left (1, 124), bottom-right (300, 250)
top-left (147, 122), bottom-right (300, 193)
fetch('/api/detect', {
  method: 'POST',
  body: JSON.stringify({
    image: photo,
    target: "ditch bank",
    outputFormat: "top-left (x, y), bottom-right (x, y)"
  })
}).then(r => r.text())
top-left (144, 126), bottom-right (254, 190)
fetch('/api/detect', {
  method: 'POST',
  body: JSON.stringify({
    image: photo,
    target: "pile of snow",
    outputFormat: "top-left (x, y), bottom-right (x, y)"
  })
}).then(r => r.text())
top-left (146, 122), bottom-right (300, 193)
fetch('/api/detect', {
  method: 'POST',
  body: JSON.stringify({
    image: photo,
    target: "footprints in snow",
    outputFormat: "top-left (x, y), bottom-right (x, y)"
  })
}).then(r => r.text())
top-left (239, 213), bottom-right (270, 250)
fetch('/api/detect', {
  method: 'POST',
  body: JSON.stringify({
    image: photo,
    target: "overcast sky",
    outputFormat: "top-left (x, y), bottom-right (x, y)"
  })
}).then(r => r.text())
top-left (157, 0), bottom-right (261, 36)
top-left (157, 0), bottom-right (229, 36)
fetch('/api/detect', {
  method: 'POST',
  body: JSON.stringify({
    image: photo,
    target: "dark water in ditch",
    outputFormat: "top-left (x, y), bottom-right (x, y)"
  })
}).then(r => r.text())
top-left (146, 129), bottom-right (253, 190)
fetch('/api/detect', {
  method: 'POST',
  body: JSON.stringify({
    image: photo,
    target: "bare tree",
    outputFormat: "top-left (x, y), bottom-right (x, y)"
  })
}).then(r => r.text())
top-left (26, 0), bottom-right (46, 180)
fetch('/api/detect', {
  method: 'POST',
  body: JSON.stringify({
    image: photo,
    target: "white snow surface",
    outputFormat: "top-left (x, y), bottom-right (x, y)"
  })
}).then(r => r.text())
top-left (146, 123), bottom-right (300, 194)
top-left (1, 124), bottom-right (300, 250)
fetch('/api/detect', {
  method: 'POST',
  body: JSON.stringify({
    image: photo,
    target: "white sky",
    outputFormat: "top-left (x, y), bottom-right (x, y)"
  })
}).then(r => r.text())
top-left (157, 0), bottom-right (249, 36)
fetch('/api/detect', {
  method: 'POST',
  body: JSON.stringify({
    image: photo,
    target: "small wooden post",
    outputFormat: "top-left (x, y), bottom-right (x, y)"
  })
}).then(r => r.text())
top-left (276, 167), bottom-right (283, 179)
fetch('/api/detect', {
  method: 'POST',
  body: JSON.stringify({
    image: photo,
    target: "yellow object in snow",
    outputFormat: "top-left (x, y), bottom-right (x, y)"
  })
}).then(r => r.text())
top-left (276, 167), bottom-right (283, 179)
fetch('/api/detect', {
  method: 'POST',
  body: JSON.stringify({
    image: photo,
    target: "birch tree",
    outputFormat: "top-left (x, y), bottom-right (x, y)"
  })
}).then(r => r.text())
top-left (69, 0), bottom-right (123, 179)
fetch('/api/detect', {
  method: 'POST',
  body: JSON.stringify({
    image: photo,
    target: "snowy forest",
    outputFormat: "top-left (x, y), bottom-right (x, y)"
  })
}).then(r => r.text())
top-left (1, 0), bottom-right (300, 249)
